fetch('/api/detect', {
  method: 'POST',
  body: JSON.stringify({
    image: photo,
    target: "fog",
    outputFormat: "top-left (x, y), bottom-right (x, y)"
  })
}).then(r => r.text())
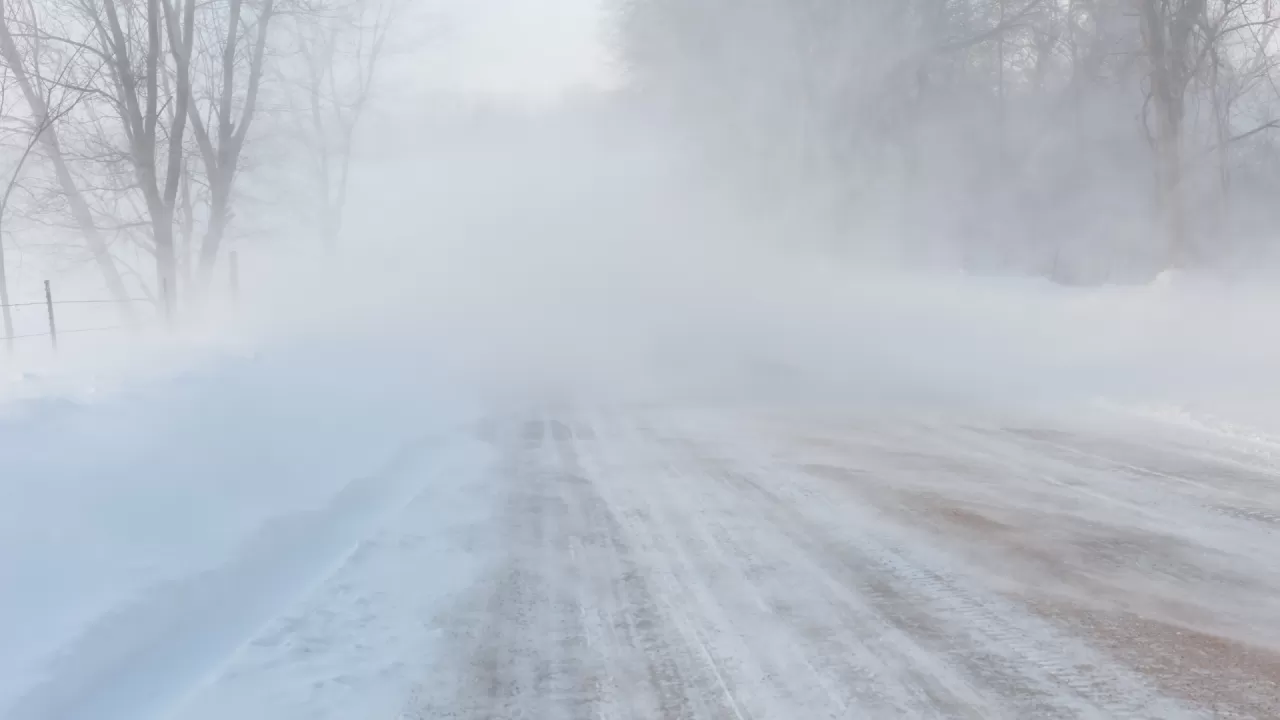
top-left (6, 5), bottom-right (1280, 717)
top-left (224, 0), bottom-right (1278, 427)
top-left (5, 0), bottom-right (1280, 430)
top-left (238, 109), bottom-right (1276, 432)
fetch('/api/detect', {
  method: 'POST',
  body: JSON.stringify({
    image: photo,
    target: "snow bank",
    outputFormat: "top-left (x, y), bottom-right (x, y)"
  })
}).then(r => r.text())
top-left (0, 337), bottom-right (479, 719)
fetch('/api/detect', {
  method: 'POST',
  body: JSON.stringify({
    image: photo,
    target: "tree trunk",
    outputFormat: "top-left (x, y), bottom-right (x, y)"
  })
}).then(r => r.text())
top-left (1211, 58), bottom-right (1232, 243)
top-left (1139, 0), bottom-right (1194, 268)
top-left (321, 207), bottom-right (340, 251)
top-left (154, 210), bottom-right (178, 320)
top-left (183, 0), bottom-right (275, 292)
top-left (197, 176), bottom-right (232, 288)
top-left (1154, 100), bottom-right (1189, 266)
top-left (0, 232), bottom-right (12, 353)
top-left (104, 0), bottom-right (195, 318)
top-left (179, 163), bottom-right (194, 291)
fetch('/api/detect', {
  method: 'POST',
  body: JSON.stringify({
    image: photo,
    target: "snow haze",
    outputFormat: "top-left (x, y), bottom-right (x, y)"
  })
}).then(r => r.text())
top-left (3, 0), bottom-right (1280, 718)
top-left (395, 0), bottom-right (617, 99)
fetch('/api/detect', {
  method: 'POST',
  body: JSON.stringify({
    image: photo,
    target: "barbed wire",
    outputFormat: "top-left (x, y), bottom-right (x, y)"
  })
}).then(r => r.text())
top-left (1, 298), bottom-right (151, 309)
top-left (6, 326), bottom-right (128, 341)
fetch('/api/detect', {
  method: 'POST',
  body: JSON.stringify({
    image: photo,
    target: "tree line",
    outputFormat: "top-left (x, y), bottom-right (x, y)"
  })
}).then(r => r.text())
top-left (0, 0), bottom-right (397, 335)
top-left (620, 0), bottom-right (1280, 282)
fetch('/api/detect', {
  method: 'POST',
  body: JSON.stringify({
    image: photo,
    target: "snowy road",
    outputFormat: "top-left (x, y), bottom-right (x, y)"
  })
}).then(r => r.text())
top-left (170, 405), bottom-right (1280, 720)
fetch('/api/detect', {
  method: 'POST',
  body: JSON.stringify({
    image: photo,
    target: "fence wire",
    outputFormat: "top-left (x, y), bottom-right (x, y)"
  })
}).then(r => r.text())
top-left (3, 289), bottom-right (153, 347)
top-left (1, 298), bottom-right (150, 309)
top-left (7, 326), bottom-right (128, 341)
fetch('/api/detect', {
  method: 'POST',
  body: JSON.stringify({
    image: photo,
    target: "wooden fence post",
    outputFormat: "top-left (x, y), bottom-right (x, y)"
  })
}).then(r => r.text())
top-left (44, 280), bottom-right (57, 351)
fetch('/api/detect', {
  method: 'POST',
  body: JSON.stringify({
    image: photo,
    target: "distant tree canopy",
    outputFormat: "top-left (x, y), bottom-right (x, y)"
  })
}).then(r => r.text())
top-left (620, 0), bottom-right (1280, 282)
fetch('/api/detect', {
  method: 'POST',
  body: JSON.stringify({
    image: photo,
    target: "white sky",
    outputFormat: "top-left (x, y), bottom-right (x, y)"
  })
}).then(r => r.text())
top-left (401, 0), bottom-right (618, 99)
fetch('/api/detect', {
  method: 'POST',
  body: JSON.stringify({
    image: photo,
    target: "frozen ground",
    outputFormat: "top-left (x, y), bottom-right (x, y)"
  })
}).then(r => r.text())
top-left (183, 404), bottom-right (1280, 717)
top-left (153, 403), bottom-right (1280, 718)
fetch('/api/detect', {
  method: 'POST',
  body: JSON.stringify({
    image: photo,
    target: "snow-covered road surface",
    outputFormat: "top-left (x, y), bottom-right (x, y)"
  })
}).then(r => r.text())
top-left (165, 404), bottom-right (1280, 720)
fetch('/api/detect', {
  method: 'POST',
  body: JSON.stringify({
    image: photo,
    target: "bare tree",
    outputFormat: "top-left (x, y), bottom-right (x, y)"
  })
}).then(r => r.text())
top-left (287, 0), bottom-right (397, 250)
top-left (1138, 0), bottom-right (1280, 265)
top-left (1138, 0), bottom-right (1209, 266)
top-left (177, 0), bottom-right (276, 292)
top-left (0, 63), bottom-right (20, 350)
top-left (0, 59), bottom-right (90, 350)
top-left (0, 0), bottom-right (132, 308)
top-left (87, 0), bottom-right (198, 315)
top-left (621, 0), bottom-right (1280, 279)
top-left (0, 0), bottom-right (404, 326)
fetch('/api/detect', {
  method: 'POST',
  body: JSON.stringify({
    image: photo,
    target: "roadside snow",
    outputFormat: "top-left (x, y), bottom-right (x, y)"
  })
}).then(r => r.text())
top-left (170, 435), bottom-right (498, 720)
top-left (0, 341), bottom-right (479, 720)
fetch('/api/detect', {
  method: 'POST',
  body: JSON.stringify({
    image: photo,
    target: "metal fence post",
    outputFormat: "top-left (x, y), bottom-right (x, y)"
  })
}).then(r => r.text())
top-left (44, 280), bottom-right (57, 351)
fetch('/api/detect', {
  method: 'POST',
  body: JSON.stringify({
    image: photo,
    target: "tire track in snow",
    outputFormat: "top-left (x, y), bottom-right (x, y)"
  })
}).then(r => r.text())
top-left (427, 410), bottom-right (788, 720)
top-left (649, 416), bottom-right (1206, 720)
top-left (587, 413), bottom-right (966, 718)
